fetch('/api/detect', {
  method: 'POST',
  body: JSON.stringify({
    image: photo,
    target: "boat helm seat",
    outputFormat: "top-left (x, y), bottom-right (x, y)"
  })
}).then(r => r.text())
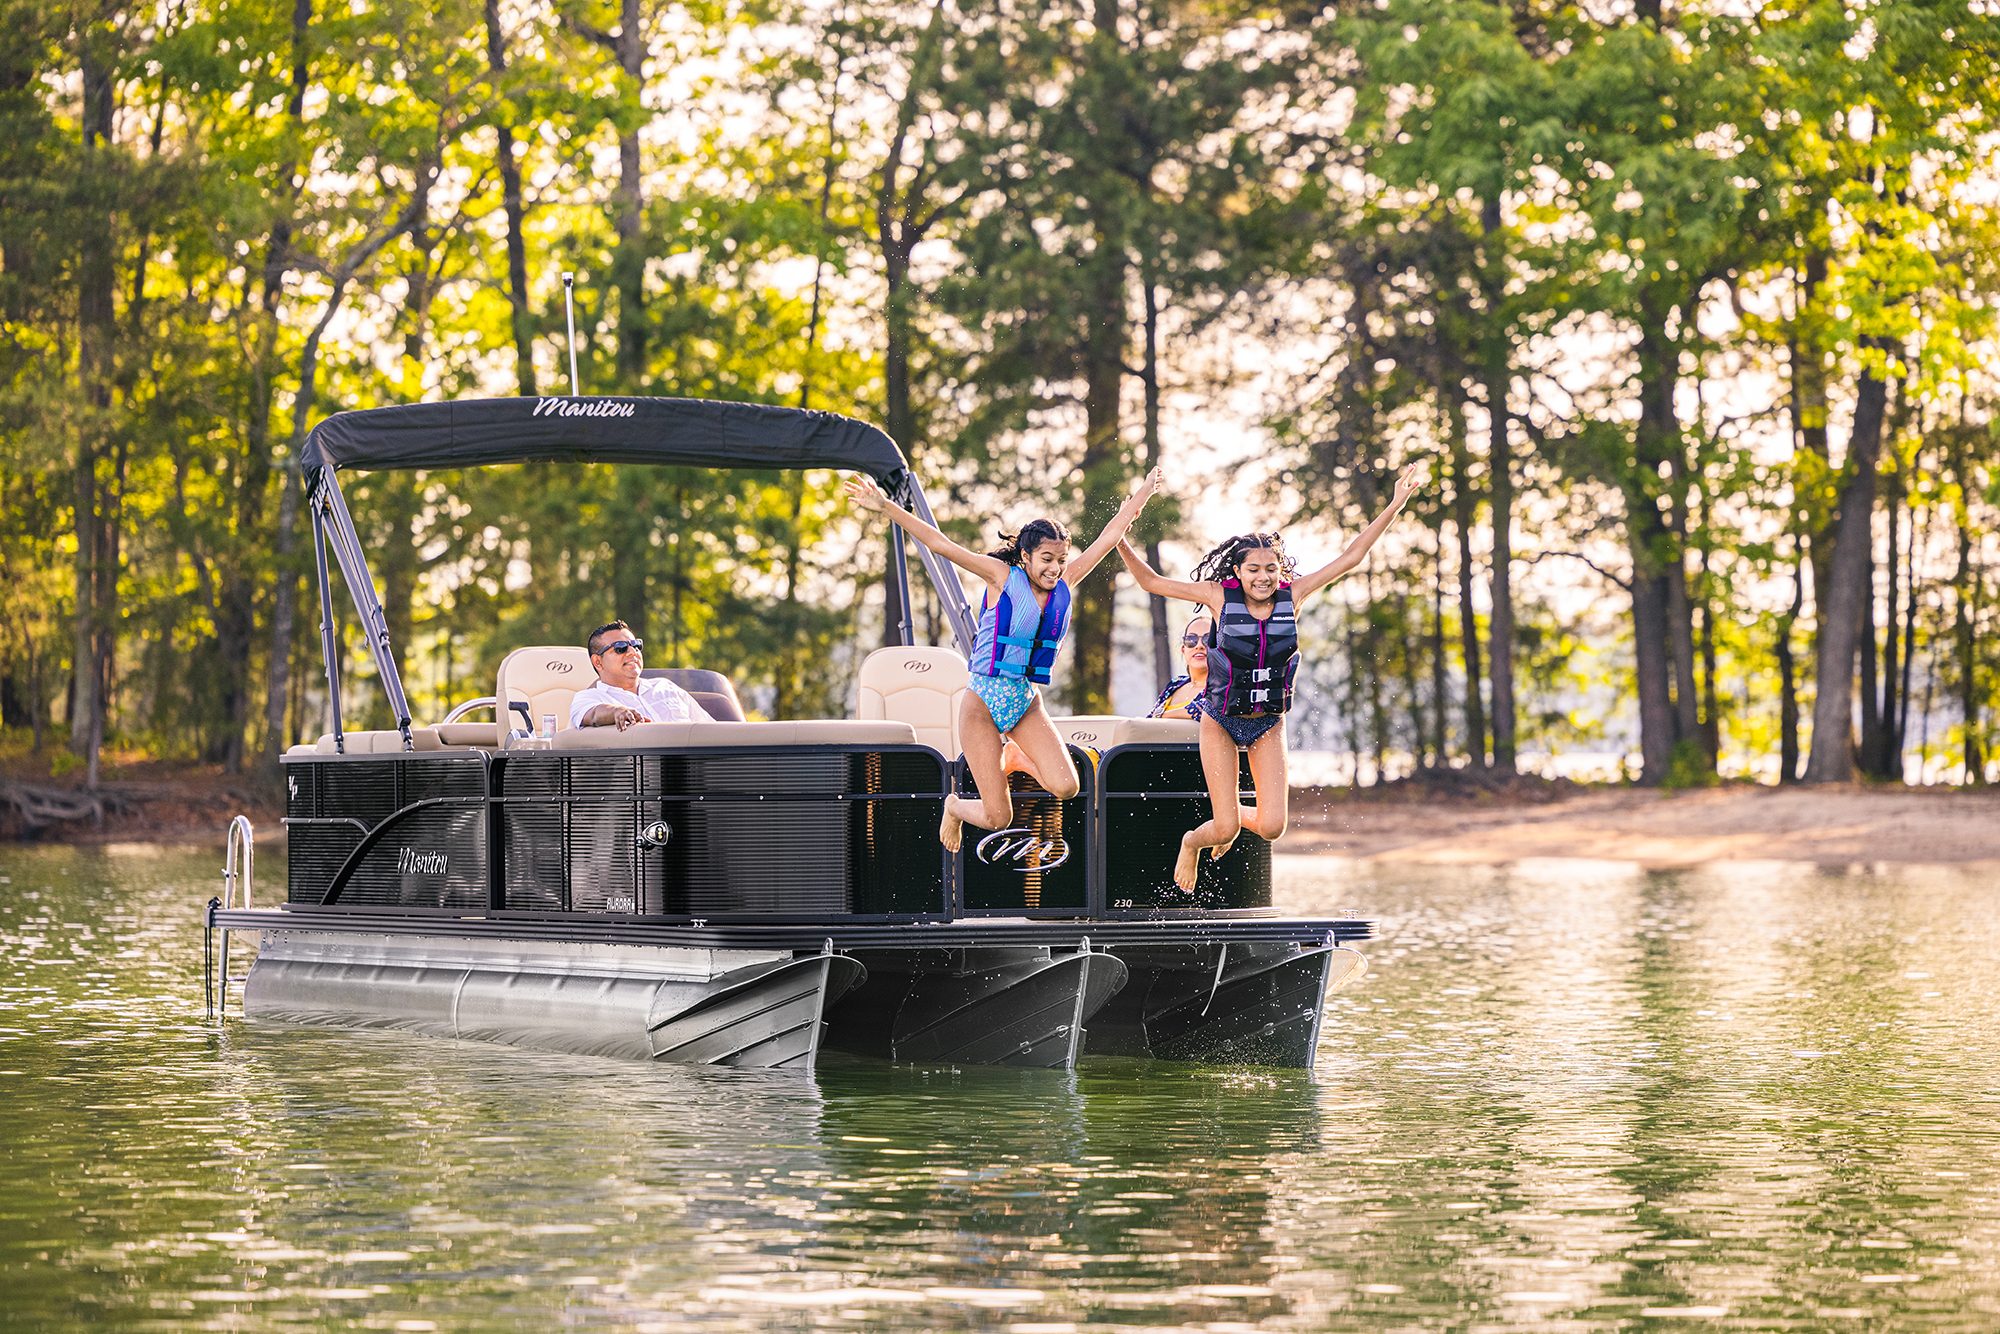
top-left (856, 645), bottom-right (968, 758)
top-left (495, 645), bottom-right (592, 748)
top-left (556, 719), bottom-right (918, 749)
top-left (643, 666), bottom-right (747, 722)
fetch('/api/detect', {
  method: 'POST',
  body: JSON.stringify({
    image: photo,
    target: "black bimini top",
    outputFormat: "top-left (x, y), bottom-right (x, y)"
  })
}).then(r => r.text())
top-left (300, 396), bottom-right (910, 485)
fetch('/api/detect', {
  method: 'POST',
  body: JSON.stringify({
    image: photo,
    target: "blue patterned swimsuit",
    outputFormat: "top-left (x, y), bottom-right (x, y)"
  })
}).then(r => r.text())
top-left (968, 673), bottom-right (1038, 734)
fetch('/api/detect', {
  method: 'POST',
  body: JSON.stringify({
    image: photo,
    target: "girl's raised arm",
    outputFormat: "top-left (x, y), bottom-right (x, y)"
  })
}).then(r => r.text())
top-left (845, 475), bottom-right (1012, 591)
top-left (1064, 466), bottom-right (1165, 585)
top-left (1293, 463), bottom-right (1425, 602)
top-left (1114, 539), bottom-right (1223, 615)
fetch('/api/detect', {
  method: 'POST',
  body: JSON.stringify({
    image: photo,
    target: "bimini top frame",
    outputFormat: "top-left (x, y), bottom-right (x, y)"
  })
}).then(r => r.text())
top-left (301, 395), bottom-right (978, 753)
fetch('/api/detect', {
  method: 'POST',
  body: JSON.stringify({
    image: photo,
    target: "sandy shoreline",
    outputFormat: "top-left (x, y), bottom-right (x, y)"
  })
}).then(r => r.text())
top-left (1286, 785), bottom-right (2000, 869)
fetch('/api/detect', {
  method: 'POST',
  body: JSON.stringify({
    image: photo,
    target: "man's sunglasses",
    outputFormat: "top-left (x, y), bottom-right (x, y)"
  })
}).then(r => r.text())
top-left (595, 639), bottom-right (643, 656)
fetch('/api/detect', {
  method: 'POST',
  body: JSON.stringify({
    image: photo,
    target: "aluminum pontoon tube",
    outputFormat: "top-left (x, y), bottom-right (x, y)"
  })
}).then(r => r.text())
top-left (241, 931), bottom-right (864, 1069)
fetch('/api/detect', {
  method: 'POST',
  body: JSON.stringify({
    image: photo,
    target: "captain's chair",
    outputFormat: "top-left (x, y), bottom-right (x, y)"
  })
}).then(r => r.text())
top-left (643, 666), bottom-right (747, 722)
top-left (494, 645), bottom-right (592, 747)
top-left (856, 645), bottom-right (968, 758)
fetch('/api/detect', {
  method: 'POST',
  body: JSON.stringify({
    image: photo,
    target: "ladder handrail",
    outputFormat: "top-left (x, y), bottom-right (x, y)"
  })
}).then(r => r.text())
top-left (212, 815), bottom-right (255, 1017)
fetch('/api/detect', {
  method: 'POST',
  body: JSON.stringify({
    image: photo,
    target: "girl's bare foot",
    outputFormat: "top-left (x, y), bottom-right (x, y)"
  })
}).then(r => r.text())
top-left (1208, 832), bottom-right (1238, 863)
top-left (1173, 832), bottom-right (1202, 891)
top-left (940, 801), bottom-right (964, 853)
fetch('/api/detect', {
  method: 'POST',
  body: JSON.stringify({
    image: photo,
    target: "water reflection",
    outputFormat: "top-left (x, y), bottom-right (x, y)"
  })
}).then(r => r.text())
top-left (5, 844), bottom-right (2000, 1328)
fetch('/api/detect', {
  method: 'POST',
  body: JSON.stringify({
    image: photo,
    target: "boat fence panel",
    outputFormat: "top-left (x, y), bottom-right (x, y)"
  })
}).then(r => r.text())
top-left (281, 753), bottom-right (491, 909)
top-left (1097, 744), bottom-right (1273, 916)
top-left (493, 745), bottom-right (950, 920)
top-left (954, 744), bottom-right (1095, 917)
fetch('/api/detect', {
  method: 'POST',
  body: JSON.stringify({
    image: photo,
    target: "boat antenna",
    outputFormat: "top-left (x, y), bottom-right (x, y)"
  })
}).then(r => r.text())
top-left (562, 270), bottom-right (580, 396)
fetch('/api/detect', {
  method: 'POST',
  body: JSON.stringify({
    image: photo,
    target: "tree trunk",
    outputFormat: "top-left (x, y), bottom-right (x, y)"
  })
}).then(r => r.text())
top-left (1776, 547), bottom-right (1804, 783)
top-left (1479, 195), bottom-right (1517, 773)
top-left (485, 0), bottom-right (536, 397)
top-left (1858, 444), bottom-right (1905, 780)
top-left (255, 0), bottom-right (315, 767)
top-left (879, 228), bottom-right (914, 648)
top-left (1447, 399), bottom-right (1486, 764)
top-left (1429, 536), bottom-right (1450, 765)
top-left (1624, 319), bottom-right (1692, 784)
top-left (1139, 270), bottom-right (1170, 693)
top-left (1949, 436), bottom-right (1983, 785)
top-left (873, 2), bottom-right (948, 651)
top-left (72, 36), bottom-right (121, 786)
top-left (1061, 0), bottom-right (1131, 715)
top-left (1485, 363), bottom-right (1516, 773)
top-left (1802, 360), bottom-right (1890, 783)
top-left (611, 0), bottom-right (645, 388)
top-left (1639, 332), bottom-right (1704, 767)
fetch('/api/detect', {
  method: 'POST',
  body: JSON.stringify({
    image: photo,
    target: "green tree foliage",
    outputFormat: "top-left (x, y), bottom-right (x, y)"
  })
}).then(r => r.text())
top-left (1, 0), bottom-right (1997, 793)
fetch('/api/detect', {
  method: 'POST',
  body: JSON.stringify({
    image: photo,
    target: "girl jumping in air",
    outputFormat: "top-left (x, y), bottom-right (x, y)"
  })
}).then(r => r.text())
top-left (1116, 464), bottom-right (1423, 889)
top-left (844, 467), bottom-right (1164, 850)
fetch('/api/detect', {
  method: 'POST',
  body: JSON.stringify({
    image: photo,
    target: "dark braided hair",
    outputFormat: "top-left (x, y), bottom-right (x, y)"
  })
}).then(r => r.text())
top-left (1190, 532), bottom-right (1299, 585)
top-left (988, 517), bottom-right (1070, 565)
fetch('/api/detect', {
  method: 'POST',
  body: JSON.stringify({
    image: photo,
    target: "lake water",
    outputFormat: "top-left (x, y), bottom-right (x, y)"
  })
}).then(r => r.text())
top-left (3, 843), bottom-right (1998, 1330)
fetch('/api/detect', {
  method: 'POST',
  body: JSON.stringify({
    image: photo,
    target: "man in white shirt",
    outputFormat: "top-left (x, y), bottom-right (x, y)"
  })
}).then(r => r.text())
top-left (569, 620), bottom-right (713, 730)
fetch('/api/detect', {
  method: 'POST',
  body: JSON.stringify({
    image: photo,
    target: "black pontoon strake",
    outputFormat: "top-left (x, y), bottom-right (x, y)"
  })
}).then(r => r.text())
top-left (208, 396), bottom-right (1370, 1071)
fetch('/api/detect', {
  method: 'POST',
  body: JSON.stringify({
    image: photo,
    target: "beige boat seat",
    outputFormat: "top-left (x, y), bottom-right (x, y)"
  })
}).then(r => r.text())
top-left (556, 720), bottom-right (918, 750)
top-left (1107, 717), bottom-right (1199, 748)
top-left (1049, 715), bottom-right (1124, 753)
top-left (495, 645), bottom-right (592, 748)
top-left (856, 645), bottom-right (968, 757)
top-left (644, 667), bottom-right (747, 722)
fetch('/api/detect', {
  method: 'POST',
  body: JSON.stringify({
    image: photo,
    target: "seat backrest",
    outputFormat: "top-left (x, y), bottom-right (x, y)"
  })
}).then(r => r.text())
top-left (644, 667), bottom-right (748, 722)
top-left (495, 645), bottom-right (592, 747)
top-left (1050, 715), bottom-right (1124, 753)
top-left (856, 645), bottom-right (968, 757)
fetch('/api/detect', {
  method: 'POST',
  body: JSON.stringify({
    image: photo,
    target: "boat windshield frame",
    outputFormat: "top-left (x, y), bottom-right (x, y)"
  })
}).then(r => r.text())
top-left (301, 395), bottom-right (977, 753)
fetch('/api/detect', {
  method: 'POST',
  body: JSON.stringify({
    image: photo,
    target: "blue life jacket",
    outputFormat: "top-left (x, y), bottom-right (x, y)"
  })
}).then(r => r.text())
top-left (970, 566), bottom-right (1071, 684)
top-left (1203, 577), bottom-right (1298, 717)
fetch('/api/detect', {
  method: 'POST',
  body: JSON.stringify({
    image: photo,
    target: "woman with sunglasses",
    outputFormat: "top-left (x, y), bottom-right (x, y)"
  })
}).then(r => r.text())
top-left (1147, 612), bottom-right (1215, 721)
top-left (1115, 463), bottom-right (1423, 889)
top-left (845, 467), bottom-right (1164, 851)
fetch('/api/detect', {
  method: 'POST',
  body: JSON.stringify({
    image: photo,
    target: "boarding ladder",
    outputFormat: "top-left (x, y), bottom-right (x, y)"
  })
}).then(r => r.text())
top-left (204, 815), bottom-right (255, 1018)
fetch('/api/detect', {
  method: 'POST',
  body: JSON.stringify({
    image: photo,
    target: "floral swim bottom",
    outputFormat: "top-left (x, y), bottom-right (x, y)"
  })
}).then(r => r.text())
top-left (968, 672), bottom-right (1038, 734)
top-left (1191, 696), bottom-right (1284, 748)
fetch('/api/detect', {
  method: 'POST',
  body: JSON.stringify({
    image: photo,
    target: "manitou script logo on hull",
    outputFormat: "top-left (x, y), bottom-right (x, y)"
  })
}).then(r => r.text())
top-left (532, 397), bottom-right (636, 419)
top-left (397, 847), bottom-right (448, 876)
top-left (975, 828), bottom-right (1070, 870)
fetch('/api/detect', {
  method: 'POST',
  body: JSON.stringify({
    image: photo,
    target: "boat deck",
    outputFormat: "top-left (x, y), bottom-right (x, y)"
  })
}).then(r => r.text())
top-left (208, 905), bottom-right (1371, 950)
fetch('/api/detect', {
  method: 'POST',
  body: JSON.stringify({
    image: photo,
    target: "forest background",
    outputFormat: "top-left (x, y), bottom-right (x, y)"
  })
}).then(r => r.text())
top-left (2, 0), bottom-right (1997, 795)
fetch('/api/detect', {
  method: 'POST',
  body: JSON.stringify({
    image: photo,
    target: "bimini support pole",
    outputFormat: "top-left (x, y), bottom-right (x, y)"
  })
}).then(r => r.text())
top-left (309, 474), bottom-right (347, 754)
top-left (562, 271), bottom-right (580, 395)
top-left (316, 466), bottom-right (416, 751)
top-left (886, 527), bottom-right (915, 647)
top-left (899, 476), bottom-right (978, 654)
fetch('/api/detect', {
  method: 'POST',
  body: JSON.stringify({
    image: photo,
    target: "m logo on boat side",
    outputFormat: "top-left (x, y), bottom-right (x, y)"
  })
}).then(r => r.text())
top-left (975, 828), bottom-right (1069, 870)
top-left (397, 847), bottom-right (448, 876)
